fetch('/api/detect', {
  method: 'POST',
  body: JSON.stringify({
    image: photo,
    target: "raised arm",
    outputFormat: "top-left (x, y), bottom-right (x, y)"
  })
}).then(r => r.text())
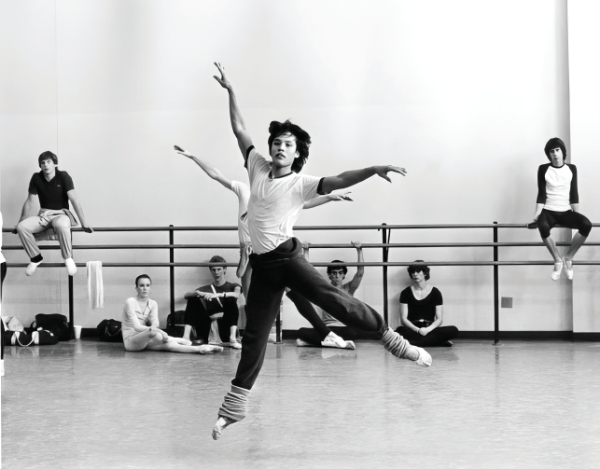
top-left (303, 192), bottom-right (353, 209)
top-left (320, 165), bottom-right (406, 194)
top-left (67, 190), bottom-right (93, 233)
top-left (175, 147), bottom-right (232, 190)
top-left (346, 241), bottom-right (364, 294)
top-left (213, 62), bottom-right (253, 161)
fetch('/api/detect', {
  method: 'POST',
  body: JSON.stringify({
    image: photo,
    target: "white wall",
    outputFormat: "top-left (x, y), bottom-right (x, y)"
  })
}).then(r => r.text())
top-left (1, 0), bottom-right (577, 331)
top-left (569, 0), bottom-right (600, 334)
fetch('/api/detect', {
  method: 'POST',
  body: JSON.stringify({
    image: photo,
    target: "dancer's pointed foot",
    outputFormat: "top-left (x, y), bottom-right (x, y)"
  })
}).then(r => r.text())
top-left (564, 258), bottom-right (574, 280)
top-left (551, 260), bottom-right (563, 281)
top-left (212, 416), bottom-right (235, 440)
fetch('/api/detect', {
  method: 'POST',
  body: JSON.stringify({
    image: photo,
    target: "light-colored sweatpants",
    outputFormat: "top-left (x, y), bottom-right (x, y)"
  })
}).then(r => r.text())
top-left (17, 214), bottom-right (72, 260)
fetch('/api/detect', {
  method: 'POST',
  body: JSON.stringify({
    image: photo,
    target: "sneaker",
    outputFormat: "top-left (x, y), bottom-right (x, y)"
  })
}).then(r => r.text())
top-left (296, 338), bottom-right (311, 347)
top-left (25, 260), bottom-right (42, 276)
top-left (212, 416), bottom-right (234, 440)
top-left (551, 261), bottom-right (563, 281)
top-left (381, 327), bottom-right (432, 367)
top-left (564, 259), bottom-right (573, 280)
top-left (65, 258), bottom-right (77, 276)
top-left (321, 332), bottom-right (356, 350)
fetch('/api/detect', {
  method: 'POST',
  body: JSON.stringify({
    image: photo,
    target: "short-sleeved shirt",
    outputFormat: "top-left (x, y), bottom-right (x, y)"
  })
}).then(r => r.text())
top-left (536, 163), bottom-right (578, 212)
top-left (28, 169), bottom-right (74, 210)
top-left (121, 297), bottom-right (159, 340)
top-left (196, 281), bottom-right (241, 315)
top-left (230, 180), bottom-right (252, 245)
top-left (399, 286), bottom-right (443, 324)
top-left (246, 147), bottom-right (323, 254)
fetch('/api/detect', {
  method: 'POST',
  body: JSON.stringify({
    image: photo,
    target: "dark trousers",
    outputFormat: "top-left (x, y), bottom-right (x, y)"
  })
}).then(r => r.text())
top-left (394, 325), bottom-right (458, 347)
top-left (184, 297), bottom-right (239, 343)
top-left (537, 209), bottom-right (592, 239)
top-left (232, 238), bottom-right (387, 390)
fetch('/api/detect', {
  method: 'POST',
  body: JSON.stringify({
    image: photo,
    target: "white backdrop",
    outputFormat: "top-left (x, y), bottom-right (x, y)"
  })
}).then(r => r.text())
top-left (1, 0), bottom-right (580, 332)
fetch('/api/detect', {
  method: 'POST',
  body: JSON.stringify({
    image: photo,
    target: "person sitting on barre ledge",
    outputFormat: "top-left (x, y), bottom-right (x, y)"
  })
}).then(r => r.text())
top-left (122, 274), bottom-right (222, 354)
top-left (528, 137), bottom-right (592, 281)
top-left (395, 261), bottom-right (458, 347)
top-left (14, 151), bottom-right (93, 277)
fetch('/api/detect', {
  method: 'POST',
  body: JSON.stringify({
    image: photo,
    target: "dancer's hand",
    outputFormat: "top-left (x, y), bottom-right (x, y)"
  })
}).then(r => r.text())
top-left (174, 145), bottom-right (192, 157)
top-left (527, 220), bottom-right (538, 229)
top-left (213, 62), bottom-right (232, 90)
top-left (82, 225), bottom-right (94, 233)
top-left (351, 241), bottom-right (362, 249)
top-left (12, 226), bottom-right (18, 234)
top-left (374, 165), bottom-right (407, 182)
top-left (330, 192), bottom-right (353, 202)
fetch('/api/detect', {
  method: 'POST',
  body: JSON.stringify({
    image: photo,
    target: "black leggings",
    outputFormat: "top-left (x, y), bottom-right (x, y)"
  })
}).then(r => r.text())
top-left (233, 238), bottom-right (387, 390)
top-left (537, 209), bottom-right (592, 239)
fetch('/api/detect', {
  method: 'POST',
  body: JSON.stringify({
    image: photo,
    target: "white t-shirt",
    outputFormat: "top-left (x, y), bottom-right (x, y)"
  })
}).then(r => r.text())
top-left (247, 148), bottom-right (322, 254)
top-left (230, 180), bottom-right (251, 245)
top-left (0, 212), bottom-right (6, 264)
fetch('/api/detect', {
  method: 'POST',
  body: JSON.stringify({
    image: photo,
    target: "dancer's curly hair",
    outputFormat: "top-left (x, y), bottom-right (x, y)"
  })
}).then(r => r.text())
top-left (268, 120), bottom-right (311, 173)
top-left (544, 138), bottom-right (567, 162)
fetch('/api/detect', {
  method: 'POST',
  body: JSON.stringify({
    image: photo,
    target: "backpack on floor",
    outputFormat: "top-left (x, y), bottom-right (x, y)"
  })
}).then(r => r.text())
top-left (5, 330), bottom-right (59, 346)
top-left (166, 310), bottom-right (195, 339)
top-left (97, 319), bottom-right (122, 342)
top-left (29, 313), bottom-right (70, 341)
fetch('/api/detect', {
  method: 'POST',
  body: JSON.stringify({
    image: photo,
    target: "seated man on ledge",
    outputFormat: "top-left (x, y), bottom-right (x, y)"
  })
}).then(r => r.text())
top-left (183, 255), bottom-right (242, 349)
top-left (15, 151), bottom-right (93, 276)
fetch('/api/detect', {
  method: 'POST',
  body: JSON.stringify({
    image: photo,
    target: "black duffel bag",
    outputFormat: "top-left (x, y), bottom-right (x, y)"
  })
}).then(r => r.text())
top-left (29, 314), bottom-right (70, 341)
top-left (97, 319), bottom-right (123, 342)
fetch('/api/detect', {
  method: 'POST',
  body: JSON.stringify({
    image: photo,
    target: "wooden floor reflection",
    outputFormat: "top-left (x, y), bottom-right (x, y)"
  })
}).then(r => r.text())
top-left (2, 339), bottom-right (600, 469)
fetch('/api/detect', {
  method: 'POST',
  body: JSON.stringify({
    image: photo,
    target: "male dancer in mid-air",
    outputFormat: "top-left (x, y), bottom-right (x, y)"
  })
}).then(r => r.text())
top-left (211, 62), bottom-right (432, 440)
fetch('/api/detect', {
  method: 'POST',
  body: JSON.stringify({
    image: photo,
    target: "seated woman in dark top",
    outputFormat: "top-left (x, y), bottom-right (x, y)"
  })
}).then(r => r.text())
top-left (395, 261), bottom-right (458, 347)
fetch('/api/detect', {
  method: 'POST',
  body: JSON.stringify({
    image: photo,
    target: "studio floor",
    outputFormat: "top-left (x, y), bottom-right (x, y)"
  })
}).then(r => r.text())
top-left (2, 338), bottom-right (600, 469)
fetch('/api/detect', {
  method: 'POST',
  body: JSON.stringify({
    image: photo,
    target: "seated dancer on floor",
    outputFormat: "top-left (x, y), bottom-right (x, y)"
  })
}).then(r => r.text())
top-left (122, 274), bottom-right (222, 354)
top-left (395, 261), bottom-right (458, 347)
top-left (211, 62), bottom-right (432, 440)
top-left (529, 137), bottom-right (592, 281)
top-left (14, 151), bottom-right (93, 276)
top-left (292, 241), bottom-right (366, 349)
top-left (175, 146), bottom-right (353, 349)
top-left (183, 255), bottom-right (242, 349)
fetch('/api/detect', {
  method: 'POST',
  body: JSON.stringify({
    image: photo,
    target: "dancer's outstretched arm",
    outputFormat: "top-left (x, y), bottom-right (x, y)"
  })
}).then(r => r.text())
top-left (175, 147), bottom-right (233, 191)
top-left (346, 241), bottom-right (364, 294)
top-left (213, 62), bottom-right (253, 160)
top-left (321, 165), bottom-right (406, 194)
top-left (303, 192), bottom-right (353, 209)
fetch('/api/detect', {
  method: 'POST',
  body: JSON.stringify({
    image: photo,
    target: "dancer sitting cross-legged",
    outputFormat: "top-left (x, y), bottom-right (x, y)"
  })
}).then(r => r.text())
top-left (529, 137), bottom-right (592, 281)
top-left (211, 62), bottom-right (432, 440)
top-left (122, 274), bottom-right (223, 354)
top-left (395, 261), bottom-right (458, 347)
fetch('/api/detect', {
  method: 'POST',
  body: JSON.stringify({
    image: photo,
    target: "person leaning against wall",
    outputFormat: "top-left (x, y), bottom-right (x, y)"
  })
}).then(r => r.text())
top-left (13, 151), bottom-right (93, 277)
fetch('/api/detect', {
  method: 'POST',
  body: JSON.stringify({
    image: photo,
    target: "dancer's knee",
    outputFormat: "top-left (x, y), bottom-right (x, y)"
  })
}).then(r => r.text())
top-left (579, 219), bottom-right (592, 238)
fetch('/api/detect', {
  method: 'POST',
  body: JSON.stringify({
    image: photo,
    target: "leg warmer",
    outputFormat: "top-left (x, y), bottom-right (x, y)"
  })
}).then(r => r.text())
top-left (218, 384), bottom-right (251, 422)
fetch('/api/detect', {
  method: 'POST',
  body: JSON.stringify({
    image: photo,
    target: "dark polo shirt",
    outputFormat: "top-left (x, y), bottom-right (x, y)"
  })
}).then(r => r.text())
top-left (28, 169), bottom-right (74, 210)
